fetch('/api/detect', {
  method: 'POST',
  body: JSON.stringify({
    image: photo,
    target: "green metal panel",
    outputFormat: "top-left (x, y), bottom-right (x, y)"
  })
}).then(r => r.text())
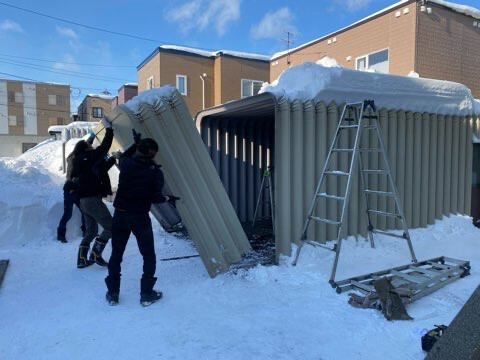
top-left (458, 118), bottom-right (467, 213)
top-left (303, 101), bottom-right (315, 241)
top-left (436, 115), bottom-right (446, 219)
top-left (420, 113), bottom-right (430, 228)
top-left (465, 118), bottom-right (473, 214)
top-left (428, 115), bottom-right (438, 225)
top-left (314, 102), bottom-right (328, 242)
top-left (444, 116), bottom-right (453, 215)
top-left (451, 116), bottom-right (460, 214)
top-left (291, 100), bottom-right (304, 248)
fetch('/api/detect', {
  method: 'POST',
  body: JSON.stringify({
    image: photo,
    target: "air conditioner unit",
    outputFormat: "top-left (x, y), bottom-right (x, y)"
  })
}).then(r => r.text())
top-left (420, 5), bottom-right (426, 12)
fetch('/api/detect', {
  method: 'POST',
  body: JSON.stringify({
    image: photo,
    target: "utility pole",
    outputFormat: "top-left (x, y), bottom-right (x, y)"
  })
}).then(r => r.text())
top-left (281, 31), bottom-right (295, 67)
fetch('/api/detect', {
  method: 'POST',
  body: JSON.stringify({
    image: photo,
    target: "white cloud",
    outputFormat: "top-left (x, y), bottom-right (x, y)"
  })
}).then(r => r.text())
top-left (250, 7), bottom-right (296, 40)
top-left (166, 0), bottom-right (241, 36)
top-left (56, 26), bottom-right (78, 39)
top-left (0, 19), bottom-right (25, 33)
top-left (333, 0), bottom-right (373, 12)
top-left (53, 54), bottom-right (80, 72)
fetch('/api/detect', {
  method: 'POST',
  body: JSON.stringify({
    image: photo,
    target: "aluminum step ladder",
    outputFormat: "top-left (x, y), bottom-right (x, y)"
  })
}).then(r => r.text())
top-left (252, 167), bottom-right (275, 230)
top-left (341, 256), bottom-right (470, 301)
top-left (293, 100), bottom-right (417, 284)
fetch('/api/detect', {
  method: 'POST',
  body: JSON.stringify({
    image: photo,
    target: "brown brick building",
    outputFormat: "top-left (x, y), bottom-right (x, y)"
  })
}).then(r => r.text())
top-left (77, 94), bottom-right (115, 123)
top-left (0, 79), bottom-right (70, 156)
top-left (137, 46), bottom-right (270, 117)
top-left (112, 83), bottom-right (138, 107)
top-left (271, 0), bottom-right (480, 98)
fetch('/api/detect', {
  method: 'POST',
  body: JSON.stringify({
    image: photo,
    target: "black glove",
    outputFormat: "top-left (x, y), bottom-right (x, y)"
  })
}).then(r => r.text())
top-left (132, 129), bottom-right (142, 144)
top-left (166, 195), bottom-right (180, 204)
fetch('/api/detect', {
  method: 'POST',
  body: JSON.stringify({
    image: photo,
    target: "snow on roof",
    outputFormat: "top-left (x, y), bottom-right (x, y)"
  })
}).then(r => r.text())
top-left (272, 0), bottom-right (480, 60)
top-left (123, 85), bottom-right (177, 113)
top-left (86, 93), bottom-right (116, 100)
top-left (430, 0), bottom-right (480, 19)
top-left (47, 121), bottom-right (98, 134)
top-left (259, 61), bottom-right (475, 116)
top-left (159, 45), bottom-right (270, 61)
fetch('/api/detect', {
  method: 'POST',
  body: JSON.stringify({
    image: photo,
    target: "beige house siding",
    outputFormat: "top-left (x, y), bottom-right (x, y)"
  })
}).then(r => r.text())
top-left (416, 3), bottom-right (480, 98)
top-left (159, 51), bottom-right (214, 116)
top-left (138, 53), bottom-right (161, 92)
top-left (271, 1), bottom-right (417, 81)
top-left (78, 96), bottom-right (114, 122)
top-left (137, 48), bottom-right (269, 117)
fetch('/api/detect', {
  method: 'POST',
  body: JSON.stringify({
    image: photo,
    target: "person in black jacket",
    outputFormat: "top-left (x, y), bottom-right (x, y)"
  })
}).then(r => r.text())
top-left (56, 134), bottom-right (95, 243)
top-left (105, 135), bottom-right (179, 306)
top-left (74, 119), bottom-right (115, 268)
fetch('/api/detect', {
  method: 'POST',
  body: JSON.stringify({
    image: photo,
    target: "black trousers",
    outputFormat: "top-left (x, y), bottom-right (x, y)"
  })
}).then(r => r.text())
top-left (107, 210), bottom-right (156, 291)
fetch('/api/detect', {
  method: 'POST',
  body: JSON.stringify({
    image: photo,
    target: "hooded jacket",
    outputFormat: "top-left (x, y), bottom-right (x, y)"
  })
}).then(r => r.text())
top-left (73, 127), bottom-right (114, 198)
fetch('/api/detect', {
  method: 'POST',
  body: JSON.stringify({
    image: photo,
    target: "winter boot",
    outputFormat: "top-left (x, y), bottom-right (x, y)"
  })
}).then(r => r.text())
top-left (140, 277), bottom-right (163, 307)
top-left (89, 238), bottom-right (109, 267)
top-left (77, 246), bottom-right (93, 268)
top-left (105, 275), bottom-right (120, 306)
top-left (57, 229), bottom-right (67, 243)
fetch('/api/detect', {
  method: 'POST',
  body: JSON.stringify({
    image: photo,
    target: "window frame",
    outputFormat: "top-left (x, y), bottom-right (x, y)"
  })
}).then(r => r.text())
top-left (176, 75), bottom-right (187, 96)
top-left (147, 76), bottom-right (154, 90)
top-left (91, 107), bottom-right (103, 118)
top-left (48, 94), bottom-right (57, 105)
top-left (241, 79), bottom-right (264, 99)
top-left (355, 48), bottom-right (389, 73)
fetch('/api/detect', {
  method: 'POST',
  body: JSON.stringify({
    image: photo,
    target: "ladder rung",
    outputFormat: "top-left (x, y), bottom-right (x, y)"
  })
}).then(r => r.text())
top-left (332, 149), bottom-right (354, 152)
top-left (339, 125), bottom-right (359, 129)
top-left (318, 194), bottom-right (345, 201)
top-left (409, 266), bottom-right (439, 278)
top-left (390, 270), bottom-right (426, 284)
top-left (304, 240), bottom-right (336, 252)
top-left (367, 210), bottom-right (401, 218)
top-left (362, 170), bottom-right (389, 174)
top-left (364, 190), bottom-right (395, 197)
top-left (360, 148), bottom-right (381, 152)
top-left (371, 229), bottom-right (406, 239)
top-left (309, 216), bottom-right (340, 226)
top-left (351, 280), bottom-right (375, 292)
top-left (324, 171), bottom-right (349, 176)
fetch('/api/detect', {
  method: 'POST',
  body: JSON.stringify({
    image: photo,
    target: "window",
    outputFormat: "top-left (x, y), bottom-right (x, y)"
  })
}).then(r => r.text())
top-left (8, 115), bottom-right (24, 126)
top-left (8, 91), bottom-right (24, 103)
top-left (147, 76), bottom-right (154, 90)
top-left (22, 143), bottom-right (37, 153)
top-left (48, 95), bottom-right (57, 105)
top-left (356, 49), bottom-right (389, 73)
top-left (92, 107), bottom-right (103, 118)
top-left (176, 75), bottom-right (187, 95)
top-left (49, 94), bottom-right (64, 106)
top-left (241, 79), bottom-right (263, 98)
top-left (49, 117), bottom-right (65, 125)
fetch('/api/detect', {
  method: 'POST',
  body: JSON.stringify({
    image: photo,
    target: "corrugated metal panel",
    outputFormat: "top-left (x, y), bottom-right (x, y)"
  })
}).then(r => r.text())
top-left (198, 97), bottom-right (474, 260)
top-left (98, 90), bottom-right (251, 277)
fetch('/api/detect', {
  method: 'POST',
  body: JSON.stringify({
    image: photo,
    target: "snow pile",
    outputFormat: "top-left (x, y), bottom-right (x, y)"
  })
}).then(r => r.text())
top-left (430, 0), bottom-right (480, 20)
top-left (260, 62), bottom-right (475, 116)
top-left (316, 56), bottom-right (341, 68)
top-left (123, 85), bottom-right (177, 113)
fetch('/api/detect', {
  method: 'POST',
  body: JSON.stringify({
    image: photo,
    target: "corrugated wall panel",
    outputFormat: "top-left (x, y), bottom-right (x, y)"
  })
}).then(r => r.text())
top-left (444, 116), bottom-right (453, 216)
top-left (465, 118), bottom-right (473, 214)
top-left (314, 102), bottom-right (328, 241)
top-left (428, 115), bottom-right (438, 225)
top-left (436, 115), bottom-right (446, 219)
top-left (276, 98), bottom-right (292, 256)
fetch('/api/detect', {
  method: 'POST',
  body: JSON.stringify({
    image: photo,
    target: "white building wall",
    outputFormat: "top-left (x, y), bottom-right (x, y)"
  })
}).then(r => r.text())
top-left (0, 81), bottom-right (8, 134)
top-left (23, 83), bottom-right (37, 135)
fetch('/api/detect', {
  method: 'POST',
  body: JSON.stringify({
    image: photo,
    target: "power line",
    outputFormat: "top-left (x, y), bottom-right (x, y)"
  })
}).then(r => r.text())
top-left (0, 58), bottom-right (134, 82)
top-left (0, 53), bottom-right (136, 68)
top-left (0, 1), bottom-right (162, 43)
top-left (0, 59), bottom-right (135, 83)
top-left (0, 71), bottom-right (116, 93)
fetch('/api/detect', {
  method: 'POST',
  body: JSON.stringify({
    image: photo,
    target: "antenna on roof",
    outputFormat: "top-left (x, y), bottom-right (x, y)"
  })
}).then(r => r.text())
top-left (280, 31), bottom-right (296, 67)
top-left (101, 89), bottom-right (111, 95)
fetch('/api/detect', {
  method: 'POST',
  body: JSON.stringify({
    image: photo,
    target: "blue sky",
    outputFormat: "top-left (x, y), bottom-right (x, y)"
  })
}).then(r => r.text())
top-left (0, 0), bottom-right (478, 112)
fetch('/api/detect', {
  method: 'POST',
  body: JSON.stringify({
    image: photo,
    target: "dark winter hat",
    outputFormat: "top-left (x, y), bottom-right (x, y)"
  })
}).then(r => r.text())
top-left (138, 138), bottom-right (159, 155)
top-left (73, 140), bottom-right (89, 155)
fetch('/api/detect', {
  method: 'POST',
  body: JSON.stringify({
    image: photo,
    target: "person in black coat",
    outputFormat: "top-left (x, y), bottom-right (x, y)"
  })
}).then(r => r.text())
top-left (105, 135), bottom-right (179, 306)
top-left (73, 119), bottom-right (115, 268)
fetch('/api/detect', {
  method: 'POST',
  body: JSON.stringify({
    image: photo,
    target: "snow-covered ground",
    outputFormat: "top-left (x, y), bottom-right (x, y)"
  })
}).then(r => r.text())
top-left (1, 139), bottom-right (479, 360)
